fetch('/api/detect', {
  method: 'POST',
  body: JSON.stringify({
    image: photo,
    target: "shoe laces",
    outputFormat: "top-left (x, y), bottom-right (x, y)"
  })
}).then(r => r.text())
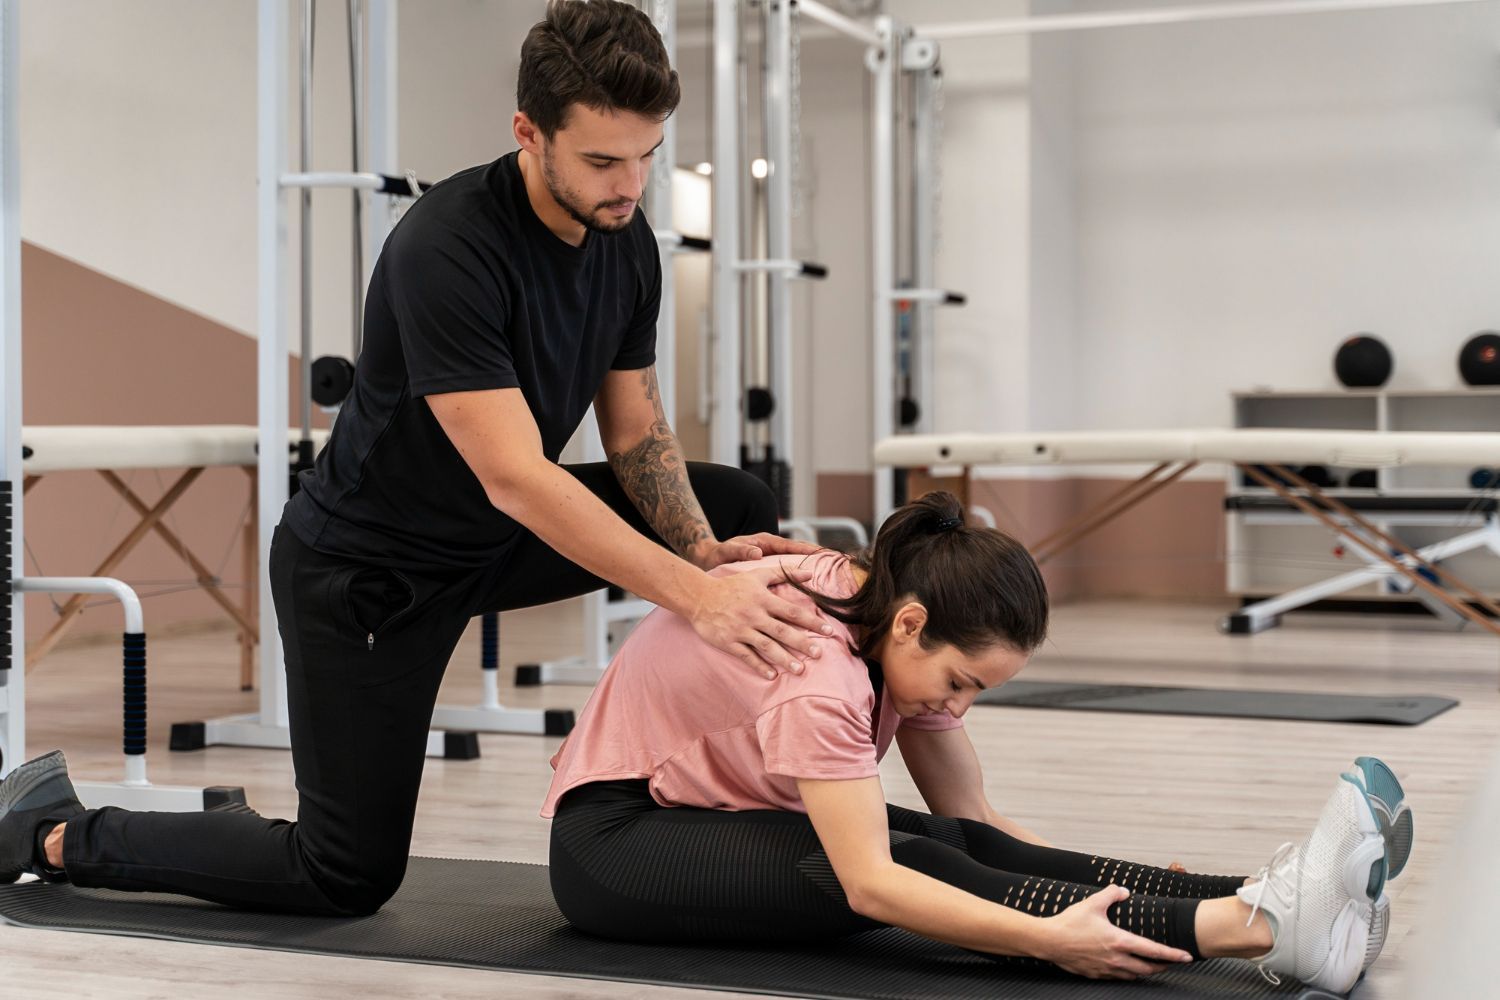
top-left (1244, 841), bottom-right (1299, 986)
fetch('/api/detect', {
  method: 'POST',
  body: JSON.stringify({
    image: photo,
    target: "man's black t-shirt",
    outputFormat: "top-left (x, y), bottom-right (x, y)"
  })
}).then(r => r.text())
top-left (283, 151), bottom-right (660, 571)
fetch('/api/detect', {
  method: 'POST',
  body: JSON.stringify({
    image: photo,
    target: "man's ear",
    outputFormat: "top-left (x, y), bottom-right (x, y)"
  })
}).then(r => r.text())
top-left (514, 111), bottom-right (542, 155)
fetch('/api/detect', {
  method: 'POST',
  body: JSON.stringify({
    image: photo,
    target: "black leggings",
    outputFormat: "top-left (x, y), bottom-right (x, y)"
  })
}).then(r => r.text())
top-left (58, 462), bottom-right (778, 916)
top-left (550, 780), bottom-right (1249, 964)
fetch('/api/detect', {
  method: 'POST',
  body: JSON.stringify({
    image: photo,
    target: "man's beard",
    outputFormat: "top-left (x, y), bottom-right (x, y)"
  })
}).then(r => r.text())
top-left (542, 153), bottom-right (635, 235)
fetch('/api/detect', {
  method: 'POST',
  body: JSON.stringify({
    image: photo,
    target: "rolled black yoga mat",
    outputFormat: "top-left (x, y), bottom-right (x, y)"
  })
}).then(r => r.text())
top-left (975, 681), bottom-right (1456, 726)
top-left (0, 856), bottom-right (1356, 999)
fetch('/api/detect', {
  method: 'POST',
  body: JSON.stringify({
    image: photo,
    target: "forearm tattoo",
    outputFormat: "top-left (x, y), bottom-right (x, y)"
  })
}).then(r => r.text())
top-left (608, 367), bottom-right (714, 558)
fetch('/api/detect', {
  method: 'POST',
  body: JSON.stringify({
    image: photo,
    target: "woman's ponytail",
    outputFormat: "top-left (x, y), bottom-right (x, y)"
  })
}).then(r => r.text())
top-left (790, 491), bottom-right (1047, 661)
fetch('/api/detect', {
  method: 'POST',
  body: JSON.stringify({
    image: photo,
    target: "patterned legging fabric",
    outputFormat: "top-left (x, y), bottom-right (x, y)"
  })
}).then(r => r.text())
top-left (549, 780), bottom-right (1248, 964)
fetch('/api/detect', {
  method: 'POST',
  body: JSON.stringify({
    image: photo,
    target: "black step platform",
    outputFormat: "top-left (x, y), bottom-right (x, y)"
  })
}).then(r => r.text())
top-left (1225, 494), bottom-right (1498, 514)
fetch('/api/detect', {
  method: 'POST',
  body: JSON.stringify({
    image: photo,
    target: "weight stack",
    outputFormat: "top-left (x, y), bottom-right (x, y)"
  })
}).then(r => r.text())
top-left (743, 457), bottom-right (792, 520)
top-left (1, 481), bottom-right (12, 675)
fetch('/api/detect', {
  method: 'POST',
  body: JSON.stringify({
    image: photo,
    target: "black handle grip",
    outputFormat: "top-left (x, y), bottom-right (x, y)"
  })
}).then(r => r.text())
top-left (377, 173), bottom-right (434, 197)
top-left (123, 632), bottom-right (147, 757)
top-left (944, 292), bottom-right (967, 306)
top-left (800, 261), bottom-right (829, 279)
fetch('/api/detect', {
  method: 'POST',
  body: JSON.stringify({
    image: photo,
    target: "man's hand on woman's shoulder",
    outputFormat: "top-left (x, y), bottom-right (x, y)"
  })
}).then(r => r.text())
top-left (688, 532), bottom-right (823, 572)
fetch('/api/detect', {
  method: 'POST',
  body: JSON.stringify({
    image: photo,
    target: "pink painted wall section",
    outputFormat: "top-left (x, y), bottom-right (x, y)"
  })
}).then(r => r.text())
top-left (974, 477), bottom-right (1227, 602)
top-left (817, 472), bottom-right (1226, 603)
top-left (18, 242), bottom-right (327, 654)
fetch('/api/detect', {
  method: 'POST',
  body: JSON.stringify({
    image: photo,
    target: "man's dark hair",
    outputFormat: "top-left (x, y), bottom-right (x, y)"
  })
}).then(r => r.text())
top-left (518, 0), bottom-right (681, 139)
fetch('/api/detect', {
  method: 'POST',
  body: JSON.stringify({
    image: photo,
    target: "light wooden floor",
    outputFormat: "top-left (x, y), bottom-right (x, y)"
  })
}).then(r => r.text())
top-left (3, 597), bottom-right (1496, 999)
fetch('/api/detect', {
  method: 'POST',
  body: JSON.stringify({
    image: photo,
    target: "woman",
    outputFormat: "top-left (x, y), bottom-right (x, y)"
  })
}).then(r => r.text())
top-left (541, 492), bottom-right (1410, 992)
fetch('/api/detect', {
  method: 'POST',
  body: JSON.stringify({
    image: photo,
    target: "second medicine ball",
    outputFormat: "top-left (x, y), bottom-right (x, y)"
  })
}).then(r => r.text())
top-left (1459, 331), bottom-right (1500, 386)
top-left (1333, 335), bottom-right (1392, 388)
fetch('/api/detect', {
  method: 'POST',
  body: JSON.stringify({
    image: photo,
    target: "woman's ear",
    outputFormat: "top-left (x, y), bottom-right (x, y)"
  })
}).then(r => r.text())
top-left (891, 601), bottom-right (928, 644)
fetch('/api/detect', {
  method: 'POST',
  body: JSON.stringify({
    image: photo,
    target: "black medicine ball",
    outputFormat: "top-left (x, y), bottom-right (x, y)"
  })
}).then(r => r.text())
top-left (1458, 331), bottom-right (1500, 386)
top-left (1333, 335), bottom-right (1392, 388)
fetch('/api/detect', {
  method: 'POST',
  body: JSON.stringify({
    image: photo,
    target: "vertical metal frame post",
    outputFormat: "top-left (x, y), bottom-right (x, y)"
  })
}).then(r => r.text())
top-left (764, 0), bottom-right (795, 498)
top-left (257, 0), bottom-right (291, 729)
top-left (710, 0), bottom-right (742, 466)
top-left (0, 0), bottom-right (25, 769)
top-left (651, 0), bottom-right (678, 424)
top-left (870, 17), bottom-right (897, 525)
top-left (364, 0), bottom-right (397, 288)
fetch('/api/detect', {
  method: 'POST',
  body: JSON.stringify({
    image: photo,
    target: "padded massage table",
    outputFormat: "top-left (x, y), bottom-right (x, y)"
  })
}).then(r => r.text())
top-left (20, 425), bottom-right (329, 686)
top-left (875, 429), bottom-right (1500, 646)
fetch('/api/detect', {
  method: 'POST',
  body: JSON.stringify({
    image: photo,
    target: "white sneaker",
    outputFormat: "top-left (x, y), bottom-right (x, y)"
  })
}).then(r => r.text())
top-left (1237, 775), bottom-right (1386, 993)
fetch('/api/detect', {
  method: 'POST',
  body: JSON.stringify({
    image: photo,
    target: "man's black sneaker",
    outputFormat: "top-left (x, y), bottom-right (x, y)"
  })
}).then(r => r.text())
top-left (0, 750), bottom-right (85, 883)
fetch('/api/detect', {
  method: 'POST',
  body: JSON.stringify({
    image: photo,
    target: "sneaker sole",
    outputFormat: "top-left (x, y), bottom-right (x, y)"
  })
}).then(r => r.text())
top-left (1310, 896), bottom-right (1372, 995)
top-left (1337, 773), bottom-right (1389, 903)
top-left (0, 750), bottom-right (71, 884)
top-left (1363, 892), bottom-right (1390, 974)
top-left (1353, 756), bottom-right (1412, 881)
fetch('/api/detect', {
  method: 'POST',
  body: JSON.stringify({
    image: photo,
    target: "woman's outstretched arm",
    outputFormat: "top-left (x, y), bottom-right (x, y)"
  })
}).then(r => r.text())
top-left (798, 775), bottom-right (1192, 979)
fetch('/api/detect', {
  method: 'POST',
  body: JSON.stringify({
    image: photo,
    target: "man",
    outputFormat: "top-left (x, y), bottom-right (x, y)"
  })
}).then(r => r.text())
top-left (1, 0), bottom-right (830, 916)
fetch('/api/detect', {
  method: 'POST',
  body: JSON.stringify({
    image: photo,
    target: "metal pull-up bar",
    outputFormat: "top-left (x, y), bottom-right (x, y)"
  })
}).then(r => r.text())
top-left (280, 171), bottom-right (431, 195)
top-left (736, 259), bottom-right (830, 280)
top-left (656, 231), bottom-right (712, 253)
top-left (660, 231), bottom-right (827, 279)
top-left (917, 0), bottom-right (1492, 41)
top-left (889, 289), bottom-right (967, 307)
top-left (799, 0), bottom-right (883, 46)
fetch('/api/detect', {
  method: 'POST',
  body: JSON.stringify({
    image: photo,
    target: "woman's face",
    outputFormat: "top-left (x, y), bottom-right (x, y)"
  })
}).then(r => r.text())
top-left (876, 602), bottom-right (1030, 719)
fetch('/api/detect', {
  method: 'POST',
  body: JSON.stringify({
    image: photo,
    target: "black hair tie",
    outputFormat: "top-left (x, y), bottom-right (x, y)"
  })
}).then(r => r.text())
top-left (934, 516), bottom-right (962, 533)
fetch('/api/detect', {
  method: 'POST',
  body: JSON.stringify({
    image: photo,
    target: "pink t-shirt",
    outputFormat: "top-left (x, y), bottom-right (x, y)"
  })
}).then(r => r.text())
top-left (541, 550), bottom-right (962, 817)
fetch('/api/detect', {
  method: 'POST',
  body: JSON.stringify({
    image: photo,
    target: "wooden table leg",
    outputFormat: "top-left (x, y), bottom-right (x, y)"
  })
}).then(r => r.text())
top-left (25, 467), bottom-right (204, 671)
top-left (908, 468), bottom-right (972, 511)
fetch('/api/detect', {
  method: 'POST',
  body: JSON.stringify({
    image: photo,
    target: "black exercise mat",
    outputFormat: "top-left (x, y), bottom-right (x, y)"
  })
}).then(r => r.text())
top-left (0, 856), bottom-right (1352, 999)
top-left (976, 680), bottom-right (1456, 725)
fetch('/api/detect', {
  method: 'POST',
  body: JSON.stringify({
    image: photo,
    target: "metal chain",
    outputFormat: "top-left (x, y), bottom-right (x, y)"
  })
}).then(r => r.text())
top-left (789, 0), bottom-right (803, 218)
top-left (932, 63), bottom-right (944, 257)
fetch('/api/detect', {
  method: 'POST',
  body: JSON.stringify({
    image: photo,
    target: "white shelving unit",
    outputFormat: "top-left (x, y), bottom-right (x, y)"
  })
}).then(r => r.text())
top-left (1227, 388), bottom-right (1500, 603)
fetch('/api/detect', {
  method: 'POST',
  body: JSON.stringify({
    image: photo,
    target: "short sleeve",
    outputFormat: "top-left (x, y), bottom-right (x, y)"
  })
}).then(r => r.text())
top-left (900, 710), bottom-right (964, 732)
top-left (610, 239), bottom-right (659, 371)
top-left (382, 223), bottom-right (518, 398)
top-left (757, 696), bottom-right (879, 781)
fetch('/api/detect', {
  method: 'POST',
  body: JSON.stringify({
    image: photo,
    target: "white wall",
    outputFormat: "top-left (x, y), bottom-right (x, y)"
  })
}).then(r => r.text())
top-left (20, 0), bottom-right (259, 334)
top-left (1027, 2), bottom-right (1078, 433)
top-left (1066, 0), bottom-right (1500, 431)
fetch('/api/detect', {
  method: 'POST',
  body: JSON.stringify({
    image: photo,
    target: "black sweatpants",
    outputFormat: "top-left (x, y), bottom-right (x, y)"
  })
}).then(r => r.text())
top-left (59, 462), bottom-right (778, 916)
top-left (550, 780), bottom-right (1250, 964)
